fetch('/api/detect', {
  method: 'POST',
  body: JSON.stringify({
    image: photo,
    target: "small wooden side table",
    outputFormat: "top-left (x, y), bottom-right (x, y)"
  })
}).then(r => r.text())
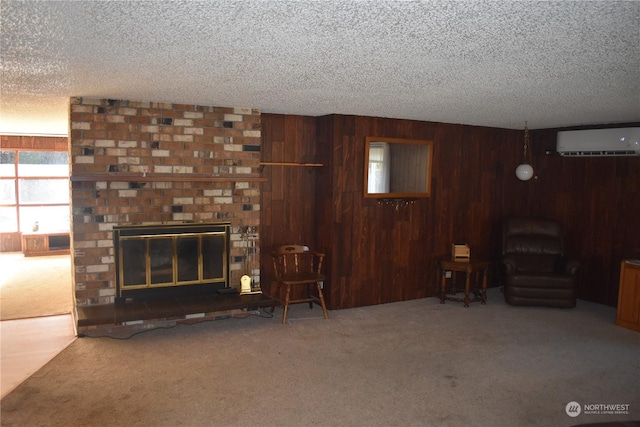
top-left (437, 256), bottom-right (490, 307)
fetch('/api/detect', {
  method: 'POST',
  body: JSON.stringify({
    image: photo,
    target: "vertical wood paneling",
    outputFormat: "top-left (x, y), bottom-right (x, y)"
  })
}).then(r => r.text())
top-left (262, 114), bottom-right (640, 309)
top-left (0, 232), bottom-right (22, 252)
top-left (0, 135), bottom-right (68, 150)
top-left (259, 114), bottom-right (319, 297)
top-left (314, 115), bottom-right (518, 309)
top-left (528, 126), bottom-right (640, 306)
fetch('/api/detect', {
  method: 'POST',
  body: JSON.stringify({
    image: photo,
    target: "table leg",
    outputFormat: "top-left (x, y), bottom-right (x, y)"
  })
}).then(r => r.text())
top-left (464, 267), bottom-right (471, 307)
top-left (440, 266), bottom-right (446, 304)
top-left (481, 268), bottom-right (488, 304)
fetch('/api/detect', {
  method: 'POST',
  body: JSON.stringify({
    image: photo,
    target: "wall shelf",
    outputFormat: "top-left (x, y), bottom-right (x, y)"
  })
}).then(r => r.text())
top-left (258, 162), bottom-right (323, 172)
top-left (259, 162), bottom-right (323, 167)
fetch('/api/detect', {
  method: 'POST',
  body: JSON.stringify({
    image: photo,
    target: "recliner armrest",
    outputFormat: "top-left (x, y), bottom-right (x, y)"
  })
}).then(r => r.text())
top-left (554, 256), bottom-right (580, 275)
top-left (502, 256), bottom-right (518, 274)
top-left (564, 260), bottom-right (580, 275)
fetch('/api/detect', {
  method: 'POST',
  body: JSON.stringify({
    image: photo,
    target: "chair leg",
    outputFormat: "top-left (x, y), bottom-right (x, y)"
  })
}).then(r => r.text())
top-left (316, 282), bottom-right (329, 319)
top-left (307, 283), bottom-right (313, 309)
top-left (282, 285), bottom-right (291, 325)
top-left (270, 281), bottom-right (281, 313)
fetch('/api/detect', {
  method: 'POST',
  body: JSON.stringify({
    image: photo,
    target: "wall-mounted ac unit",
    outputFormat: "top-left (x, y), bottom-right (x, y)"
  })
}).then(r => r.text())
top-left (556, 127), bottom-right (640, 157)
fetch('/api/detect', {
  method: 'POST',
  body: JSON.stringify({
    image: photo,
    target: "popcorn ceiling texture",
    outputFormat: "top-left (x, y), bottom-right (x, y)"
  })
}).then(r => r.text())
top-left (1, 0), bottom-right (639, 134)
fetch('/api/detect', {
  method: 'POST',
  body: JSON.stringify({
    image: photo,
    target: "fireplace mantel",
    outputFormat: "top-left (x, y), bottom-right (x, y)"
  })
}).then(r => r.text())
top-left (70, 173), bottom-right (268, 182)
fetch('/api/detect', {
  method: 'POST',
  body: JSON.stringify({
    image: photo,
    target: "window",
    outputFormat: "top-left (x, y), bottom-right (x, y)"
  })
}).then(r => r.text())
top-left (0, 150), bottom-right (69, 233)
top-left (367, 142), bottom-right (390, 193)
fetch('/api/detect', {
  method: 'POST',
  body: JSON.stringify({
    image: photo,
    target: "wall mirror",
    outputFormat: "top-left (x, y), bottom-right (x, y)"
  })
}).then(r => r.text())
top-left (364, 136), bottom-right (433, 199)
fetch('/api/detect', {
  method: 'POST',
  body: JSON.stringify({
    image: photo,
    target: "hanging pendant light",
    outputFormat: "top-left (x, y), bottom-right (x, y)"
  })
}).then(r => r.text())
top-left (515, 121), bottom-right (534, 181)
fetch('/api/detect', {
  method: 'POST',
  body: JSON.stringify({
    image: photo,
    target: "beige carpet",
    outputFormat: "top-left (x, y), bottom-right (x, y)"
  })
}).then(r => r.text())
top-left (0, 253), bottom-right (73, 320)
top-left (2, 288), bottom-right (639, 427)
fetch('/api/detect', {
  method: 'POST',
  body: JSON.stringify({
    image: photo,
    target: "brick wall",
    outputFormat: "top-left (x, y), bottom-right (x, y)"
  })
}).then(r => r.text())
top-left (69, 98), bottom-right (261, 306)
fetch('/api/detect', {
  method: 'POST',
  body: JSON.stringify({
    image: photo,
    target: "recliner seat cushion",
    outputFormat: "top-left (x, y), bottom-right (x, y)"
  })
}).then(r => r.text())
top-left (504, 254), bottom-right (558, 273)
top-left (507, 273), bottom-right (576, 289)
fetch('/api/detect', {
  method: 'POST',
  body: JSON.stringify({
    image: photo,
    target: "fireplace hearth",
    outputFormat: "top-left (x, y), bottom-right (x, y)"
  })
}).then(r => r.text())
top-left (114, 222), bottom-right (231, 302)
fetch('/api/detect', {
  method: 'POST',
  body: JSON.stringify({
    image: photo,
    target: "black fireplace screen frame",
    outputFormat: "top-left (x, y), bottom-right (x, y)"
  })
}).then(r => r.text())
top-left (114, 222), bottom-right (231, 302)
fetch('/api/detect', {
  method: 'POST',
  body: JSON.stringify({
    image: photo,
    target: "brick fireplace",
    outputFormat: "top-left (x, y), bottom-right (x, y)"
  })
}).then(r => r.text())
top-left (69, 97), bottom-right (262, 316)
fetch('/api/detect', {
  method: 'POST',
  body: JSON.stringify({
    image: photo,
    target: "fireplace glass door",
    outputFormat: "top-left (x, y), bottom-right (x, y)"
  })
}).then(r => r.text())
top-left (115, 223), bottom-right (230, 300)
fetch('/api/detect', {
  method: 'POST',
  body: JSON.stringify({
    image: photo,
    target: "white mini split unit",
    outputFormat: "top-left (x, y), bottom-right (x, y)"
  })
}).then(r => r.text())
top-left (556, 127), bottom-right (640, 157)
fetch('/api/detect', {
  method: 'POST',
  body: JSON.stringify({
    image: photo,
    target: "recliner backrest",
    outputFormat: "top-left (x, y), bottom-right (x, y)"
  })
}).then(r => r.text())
top-left (502, 217), bottom-right (565, 273)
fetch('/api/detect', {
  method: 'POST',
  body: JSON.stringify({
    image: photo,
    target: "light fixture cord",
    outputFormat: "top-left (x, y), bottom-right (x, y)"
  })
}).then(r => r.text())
top-left (523, 121), bottom-right (530, 161)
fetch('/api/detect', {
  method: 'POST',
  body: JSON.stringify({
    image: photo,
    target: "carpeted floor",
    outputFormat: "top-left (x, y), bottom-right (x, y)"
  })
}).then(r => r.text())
top-left (0, 253), bottom-right (73, 320)
top-left (1, 288), bottom-right (639, 427)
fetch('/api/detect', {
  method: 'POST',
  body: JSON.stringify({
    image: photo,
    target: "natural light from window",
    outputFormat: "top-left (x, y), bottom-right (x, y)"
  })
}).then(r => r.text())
top-left (367, 142), bottom-right (390, 194)
top-left (0, 150), bottom-right (69, 233)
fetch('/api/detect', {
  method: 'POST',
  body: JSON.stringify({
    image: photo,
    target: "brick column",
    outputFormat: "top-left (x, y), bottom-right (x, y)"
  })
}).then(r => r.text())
top-left (69, 98), bottom-right (261, 306)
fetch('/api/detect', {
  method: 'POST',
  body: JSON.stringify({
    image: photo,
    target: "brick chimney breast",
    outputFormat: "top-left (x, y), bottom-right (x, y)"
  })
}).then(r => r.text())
top-left (70, 97), bottom-right (261, 307)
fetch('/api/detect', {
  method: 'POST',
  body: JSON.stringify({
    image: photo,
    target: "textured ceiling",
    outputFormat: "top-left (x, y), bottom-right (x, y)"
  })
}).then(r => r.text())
top-left (1, 0), bottom-right (639, 135)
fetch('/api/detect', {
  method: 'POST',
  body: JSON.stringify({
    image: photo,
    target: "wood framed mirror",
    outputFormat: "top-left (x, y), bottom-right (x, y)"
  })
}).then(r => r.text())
top-left (364, 136), bottom-right (433, 199)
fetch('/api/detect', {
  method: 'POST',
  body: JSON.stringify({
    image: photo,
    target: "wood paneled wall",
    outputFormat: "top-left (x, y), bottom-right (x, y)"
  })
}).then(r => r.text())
top-left (261, 115), bottom-right (640, 309)
top-left (526, 126), bottom-right (640, 306)
top-left (315, 115), bottom-right (526, 309)
top-left (259, 115), bottom-right (319, 296)
top-left (0, 135), bottom-right (68, 150)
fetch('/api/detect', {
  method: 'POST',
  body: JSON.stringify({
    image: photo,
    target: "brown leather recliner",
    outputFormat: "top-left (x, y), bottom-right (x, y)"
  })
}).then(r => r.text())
top-left (501, 217), bottom-right (579, 308)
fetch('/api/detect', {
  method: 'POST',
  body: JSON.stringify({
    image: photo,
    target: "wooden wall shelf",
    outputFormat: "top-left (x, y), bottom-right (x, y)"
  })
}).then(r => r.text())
top-left (259, 162), bottom-right (323, 167)
top-left (70, 173), bottom-right (267, 183)
top-left (258, 162), bottom-right (323, 172)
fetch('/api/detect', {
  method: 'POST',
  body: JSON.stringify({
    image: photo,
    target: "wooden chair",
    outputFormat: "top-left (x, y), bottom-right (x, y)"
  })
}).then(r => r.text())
top-left (270, 245), bottom-right (329, 324)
